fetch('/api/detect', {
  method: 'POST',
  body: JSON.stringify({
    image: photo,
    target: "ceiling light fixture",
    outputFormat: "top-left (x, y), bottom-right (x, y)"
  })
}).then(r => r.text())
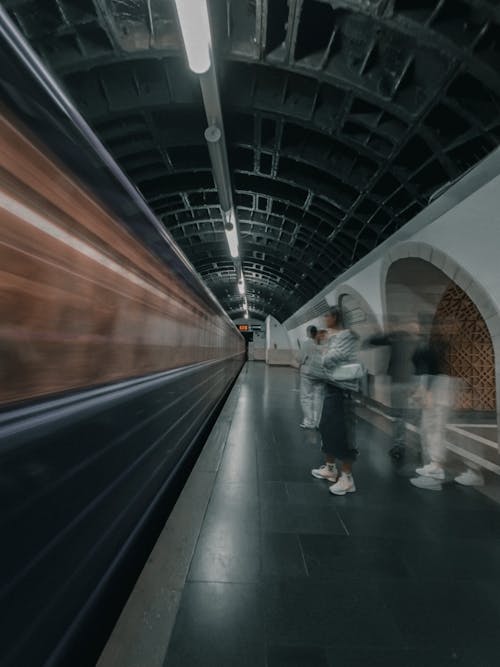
top-left (173, 0), bottom-right (211, 74)
top-left (225, 225), bottom-right (239, 258)
top-left (174, 0), bottom-right (244, 314)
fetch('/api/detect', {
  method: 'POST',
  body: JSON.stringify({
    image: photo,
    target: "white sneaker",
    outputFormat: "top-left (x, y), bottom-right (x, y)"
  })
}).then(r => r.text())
top-left (329, 473), bottom-right (356, 495)
top-left (415, 462), bottom-right (445, 480)
top-left (410, 476), bottom-right (443, 491)
top-left (454, 469), bottom-right (484, 487)
top-left (311, 464), bottom-right (338, 482)
top-left (300, 422), bottom-right (315, 429)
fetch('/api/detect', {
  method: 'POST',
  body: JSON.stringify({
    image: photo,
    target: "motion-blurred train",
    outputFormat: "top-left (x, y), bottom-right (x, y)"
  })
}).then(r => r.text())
top-left (0, 9), bottom-right (244, 667)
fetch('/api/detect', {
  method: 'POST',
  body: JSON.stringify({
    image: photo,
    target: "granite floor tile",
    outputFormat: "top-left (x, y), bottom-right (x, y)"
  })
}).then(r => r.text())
top-left (261, 532), bottom-right (308, 579)
top-left (165, 582), bottom-right (265, 667)
top-left (268, 644), bottom-right (329, 667)
top-left (261, 501), bottom-right (347, 535)
top-left (164, 364), bottom-right (500, 667)
top-left (300, 533), bottom-right (413, 581)
top-left (261, 579), bottom-right (405, 649)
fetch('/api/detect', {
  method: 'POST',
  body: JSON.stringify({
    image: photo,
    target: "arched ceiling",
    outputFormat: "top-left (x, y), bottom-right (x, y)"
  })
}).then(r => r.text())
top-left (5, 0), bottom-right (500, 321)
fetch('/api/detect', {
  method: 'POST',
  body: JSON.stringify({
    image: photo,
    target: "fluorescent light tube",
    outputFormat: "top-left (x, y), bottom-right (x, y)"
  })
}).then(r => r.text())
top-left (225, 223), bottom-right (239, 258)
top-left (238, 280), bottom-right (245, 295)
top-left (174, 0), bottom-right (211, 74)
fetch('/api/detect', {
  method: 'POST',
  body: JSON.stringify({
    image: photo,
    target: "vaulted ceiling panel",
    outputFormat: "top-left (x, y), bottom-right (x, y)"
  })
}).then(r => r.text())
top-left (5, 0), bottom-right (500, 320)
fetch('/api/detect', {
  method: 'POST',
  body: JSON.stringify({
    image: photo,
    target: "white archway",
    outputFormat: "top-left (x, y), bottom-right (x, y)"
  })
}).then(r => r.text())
top-left (381, 242), bottom-right (500, 431)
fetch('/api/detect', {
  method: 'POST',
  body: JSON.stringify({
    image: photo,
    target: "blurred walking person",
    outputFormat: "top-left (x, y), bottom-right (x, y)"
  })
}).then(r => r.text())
top-left (366, 317), bottom-right (419, 460)
top-left (410, 319), bottom-right (455, 491)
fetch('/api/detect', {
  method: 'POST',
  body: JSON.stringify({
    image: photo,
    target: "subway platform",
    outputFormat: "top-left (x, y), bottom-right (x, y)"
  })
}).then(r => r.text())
top-left (99, 363), bottom-right (500, 667)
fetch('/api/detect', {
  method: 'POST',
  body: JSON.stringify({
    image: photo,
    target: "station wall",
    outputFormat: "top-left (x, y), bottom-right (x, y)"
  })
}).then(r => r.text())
top-left (285, 155), bottom-right (500, 430)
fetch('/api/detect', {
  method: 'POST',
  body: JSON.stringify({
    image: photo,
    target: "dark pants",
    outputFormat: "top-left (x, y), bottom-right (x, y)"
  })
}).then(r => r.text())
top-left (391, 382), bottom-right (411, 448)
top-left (319, 384), bottom-right (358, 462)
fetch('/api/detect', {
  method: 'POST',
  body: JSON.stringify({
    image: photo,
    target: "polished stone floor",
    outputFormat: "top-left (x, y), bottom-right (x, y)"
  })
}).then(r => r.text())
top-left (164, 364), bottom-right (500, 667)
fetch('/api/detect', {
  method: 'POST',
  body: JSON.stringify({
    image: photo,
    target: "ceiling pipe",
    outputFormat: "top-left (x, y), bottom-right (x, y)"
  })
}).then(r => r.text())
top-left (204, 125), bottom-right (232, 213)
top-left (199, 47), bottom-right (224, 129)
top-left (200, 54), bottom-right (243, 267)
top-left (174, 0), bottom-right (246, 312)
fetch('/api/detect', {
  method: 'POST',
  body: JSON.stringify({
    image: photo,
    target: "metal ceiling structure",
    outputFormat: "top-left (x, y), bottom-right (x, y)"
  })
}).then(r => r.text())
top-left (5, 0), bottom-right (500, 321)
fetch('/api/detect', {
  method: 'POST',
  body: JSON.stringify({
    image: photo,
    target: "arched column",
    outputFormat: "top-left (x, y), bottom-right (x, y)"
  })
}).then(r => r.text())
top-left (381, 242), bottom-right (500, 439)
top-left (380, 242), bottom-right (500, 339)
top-left (337, 283), bottom-right (381, 337)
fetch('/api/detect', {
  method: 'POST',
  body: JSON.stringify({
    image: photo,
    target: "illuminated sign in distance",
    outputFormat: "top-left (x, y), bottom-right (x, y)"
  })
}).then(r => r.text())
top-left (238, 324), bottom-right (250, 332)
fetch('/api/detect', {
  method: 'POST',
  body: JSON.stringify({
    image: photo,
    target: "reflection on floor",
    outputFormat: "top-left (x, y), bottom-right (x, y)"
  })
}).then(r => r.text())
top-left (164, 363), bottom-right (500, 667)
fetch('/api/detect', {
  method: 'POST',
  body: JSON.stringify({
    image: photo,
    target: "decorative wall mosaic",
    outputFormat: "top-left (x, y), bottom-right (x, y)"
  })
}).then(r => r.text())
top-left (434, 283), bottom-right (496, 411)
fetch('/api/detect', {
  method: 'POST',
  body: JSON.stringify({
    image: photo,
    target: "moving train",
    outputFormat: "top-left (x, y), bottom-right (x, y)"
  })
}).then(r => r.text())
top-left (0, 9), bottom-right (244, 666)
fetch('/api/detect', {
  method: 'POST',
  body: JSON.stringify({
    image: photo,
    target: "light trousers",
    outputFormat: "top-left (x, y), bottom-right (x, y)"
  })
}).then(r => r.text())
top-left (391, 382), bottom-right (412, 447)
top-left (419, 375), bottom-right (456, 465)
top-left (420, 405), bottom-right (450, 465)
top-left (300, 375), bottom-right (324, 427)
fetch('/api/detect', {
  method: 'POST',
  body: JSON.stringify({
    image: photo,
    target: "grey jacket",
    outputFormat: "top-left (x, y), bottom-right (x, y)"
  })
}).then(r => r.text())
top-left (300, 338), bottom-right (319, 377)
top-left (323, 330), bottom-right (360, 391)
